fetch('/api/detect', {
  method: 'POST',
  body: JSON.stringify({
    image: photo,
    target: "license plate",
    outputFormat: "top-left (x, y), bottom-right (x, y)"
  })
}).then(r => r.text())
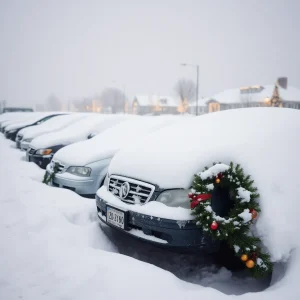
top-left (26, 152), bottom-right (30, 161)
top-left (106, 206), bottom-right (127, 230)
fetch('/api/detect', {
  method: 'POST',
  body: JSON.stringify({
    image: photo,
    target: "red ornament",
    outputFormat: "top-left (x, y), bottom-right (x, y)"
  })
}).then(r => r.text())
top-left (210, 221), bottom-right (218, 230)
top-left (250, 252), bottom-right (257, 261)
top-left (250, 209), bottom-right (258, 220)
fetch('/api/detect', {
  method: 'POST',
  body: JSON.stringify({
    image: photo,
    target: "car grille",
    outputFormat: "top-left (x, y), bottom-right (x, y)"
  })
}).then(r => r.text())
top-left (51, 160), bottom-right (65, 173)
top-left (108, 175), bottom-right (155, 204)
top-left (28, 148), bottom-right (36, 155)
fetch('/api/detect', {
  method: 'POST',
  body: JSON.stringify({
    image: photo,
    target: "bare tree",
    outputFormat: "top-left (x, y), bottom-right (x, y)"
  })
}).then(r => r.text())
top-left (45, 94), bottom-right (62, 111)
top-left (174, 78), bottom-right (196, 103)
top-left (101, 87), bottom-right (126, 114)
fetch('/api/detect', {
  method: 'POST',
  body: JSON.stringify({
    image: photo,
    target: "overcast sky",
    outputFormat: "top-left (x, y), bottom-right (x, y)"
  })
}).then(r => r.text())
top-left (1, 0), bottom-right (300, 107)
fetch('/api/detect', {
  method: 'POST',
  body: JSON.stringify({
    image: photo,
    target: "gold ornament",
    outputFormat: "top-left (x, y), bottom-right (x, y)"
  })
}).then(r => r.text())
top-left (246, 260), bottom-right (255, 269)
top-left (241, 254), bottom-right (248, 262)
top-left (215, 178), bottom-right (221, 184)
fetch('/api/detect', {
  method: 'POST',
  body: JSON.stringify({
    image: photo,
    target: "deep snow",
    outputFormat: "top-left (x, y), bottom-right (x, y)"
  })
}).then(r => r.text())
top-left (0, 114), bottom-right (299, 300)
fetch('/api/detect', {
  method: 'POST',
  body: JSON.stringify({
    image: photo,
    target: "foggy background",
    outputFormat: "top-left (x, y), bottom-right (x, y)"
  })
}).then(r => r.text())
top-left (1, 0), bottom-right (299, 108)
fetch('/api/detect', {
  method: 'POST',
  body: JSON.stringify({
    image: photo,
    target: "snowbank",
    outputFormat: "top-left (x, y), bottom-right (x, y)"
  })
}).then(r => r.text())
top-left (29, 114), bottom-right (131, 149)
top-left (53, 116), bottom-right (188, 166)
top-left (0, 133), bottom-right (299, 300)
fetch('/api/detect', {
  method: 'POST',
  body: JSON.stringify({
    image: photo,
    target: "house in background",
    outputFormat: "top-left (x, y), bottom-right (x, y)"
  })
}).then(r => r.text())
top-left (189, 84), bottom-right (300, 115)
top-left (132, 95), bottom-right (178, 115)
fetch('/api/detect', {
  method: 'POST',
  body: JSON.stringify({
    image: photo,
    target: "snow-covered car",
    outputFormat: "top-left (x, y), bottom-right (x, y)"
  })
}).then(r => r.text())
top-left (27, 114), bottom-right (131, 169)
top-left (0, 112), bottom-right (37, 133)
top-left (16, 113), bottom-right (87, 150)
top-left (46, 116), bottom-right (187, 197)
top-left (96, 108), bottom-right (298, 252)
top-left (4, 112), bottom-right (65, 141)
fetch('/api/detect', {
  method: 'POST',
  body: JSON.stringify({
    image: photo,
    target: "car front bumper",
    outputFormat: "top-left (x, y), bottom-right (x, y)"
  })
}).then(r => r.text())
top-left (20, 141), bottom-right (30, 151)
top-left (26, 152), bottom-right (52, 169)
top-left (95, 194), bottom-right (220, 251)
top-left (46, 165), bottom-right (101, 197)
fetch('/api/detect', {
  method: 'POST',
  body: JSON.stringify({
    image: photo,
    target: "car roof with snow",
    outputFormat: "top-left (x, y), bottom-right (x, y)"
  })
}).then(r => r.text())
top-left (108, 108), bottom-right (300, 190)
top-left (0, 112), bottom-right (35, 123)
top-left (30, 114), bottom-right (133, 150)
top-left (53, 115), bottom-right (191, 166)
top-left (4, 112), bottom-right (66, 131)
top-left (19, 113), bottom-right (91, 139)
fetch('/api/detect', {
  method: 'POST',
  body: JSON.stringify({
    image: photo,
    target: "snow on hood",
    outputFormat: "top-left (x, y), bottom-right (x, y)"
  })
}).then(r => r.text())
top-left (19, 114), bottom-right (92, 140)
top-left (53, 116), bottom-right (190, 166)
top-left (30, 114), bottom-right (132, 150)
top-left (108, 107), bottom-right (300, 264)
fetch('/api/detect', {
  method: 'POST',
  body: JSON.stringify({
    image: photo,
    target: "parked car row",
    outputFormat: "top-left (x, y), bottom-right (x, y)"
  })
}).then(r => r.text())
top-left (1, 108), bottom-right (292, 261)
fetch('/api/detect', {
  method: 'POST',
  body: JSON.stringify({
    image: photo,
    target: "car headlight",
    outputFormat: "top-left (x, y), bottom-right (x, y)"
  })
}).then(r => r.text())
top-left (36, 149), bottom-right (52, 156)
top-left (66, 166), bottom-right (92, 177)
top-left (155, 189), bottom-right (190, 209)
top-left (8, 129), bottom-right (17, 134)
top-left (23, 138), bottom-right (33, 143)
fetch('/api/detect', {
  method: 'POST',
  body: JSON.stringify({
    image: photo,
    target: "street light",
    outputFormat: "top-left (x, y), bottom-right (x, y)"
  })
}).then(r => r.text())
top-left (180, 63), bottom-right (199, 116)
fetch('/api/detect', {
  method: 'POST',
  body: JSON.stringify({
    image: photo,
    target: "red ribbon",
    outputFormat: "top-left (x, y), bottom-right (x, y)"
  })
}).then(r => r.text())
top-left (190, 193), bottom-right (212, 209)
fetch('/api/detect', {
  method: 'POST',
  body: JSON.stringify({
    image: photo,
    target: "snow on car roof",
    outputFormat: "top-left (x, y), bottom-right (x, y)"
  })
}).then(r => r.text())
top-left (109, 108), bottom-right (298, 191)
top-left (0, 112), bottom-right (35, 123)
top-left (19, 113), bottom-right (91, 139)
top-left (30, 114), bottom-right (131, 150)
top-left (53, 115), bottom-right (190, 166)
top-left (4, 112), bottom-right (66, 131)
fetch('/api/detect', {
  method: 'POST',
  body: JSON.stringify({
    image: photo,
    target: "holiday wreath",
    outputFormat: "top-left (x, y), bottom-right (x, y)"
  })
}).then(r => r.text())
top-left (43, 162), bottom-right (60, 185)
top-left (189, 162), bottom-right (273, 278)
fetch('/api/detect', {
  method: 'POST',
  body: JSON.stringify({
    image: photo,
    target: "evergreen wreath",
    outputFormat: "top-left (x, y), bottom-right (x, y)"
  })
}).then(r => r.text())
top-left (43, 162), bottom-right (59, 185)
top-left (189, 162), bottom-right (273, 278)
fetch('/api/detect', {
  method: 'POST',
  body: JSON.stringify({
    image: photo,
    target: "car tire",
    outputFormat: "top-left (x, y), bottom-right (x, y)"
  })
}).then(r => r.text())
top-left (213, 241), bottom-right (245, 271)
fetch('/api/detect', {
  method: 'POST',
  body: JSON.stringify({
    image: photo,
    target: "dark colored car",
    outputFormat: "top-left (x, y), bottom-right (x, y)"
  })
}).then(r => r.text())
top-left (26, 144), bottom-right (65, 169)
top-left (2, 107), bottom-right (34, 113)
top-left (96, 175), bottom-right (225, 251)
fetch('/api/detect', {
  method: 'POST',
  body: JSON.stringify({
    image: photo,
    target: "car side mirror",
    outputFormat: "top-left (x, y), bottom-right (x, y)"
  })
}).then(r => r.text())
top-left (87, 133), bottom-right (97, 139)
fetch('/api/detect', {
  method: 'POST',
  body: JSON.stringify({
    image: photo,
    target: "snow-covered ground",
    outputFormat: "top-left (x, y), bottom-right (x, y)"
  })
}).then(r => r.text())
top-left (0, 129), bottom-right (299, 299)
